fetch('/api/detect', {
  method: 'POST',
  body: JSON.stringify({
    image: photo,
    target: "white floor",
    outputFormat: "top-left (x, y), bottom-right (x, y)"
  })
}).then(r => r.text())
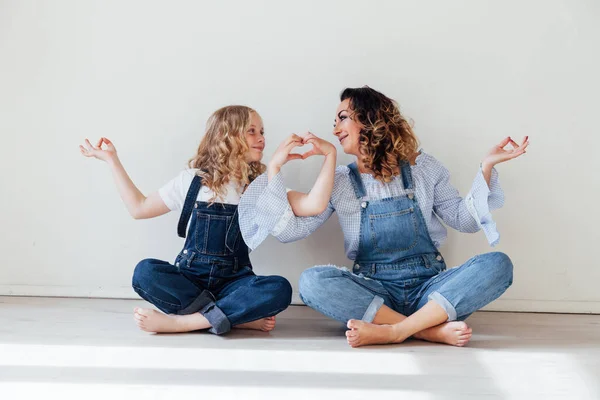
top-left (0, 296), bottom-right (599, 400)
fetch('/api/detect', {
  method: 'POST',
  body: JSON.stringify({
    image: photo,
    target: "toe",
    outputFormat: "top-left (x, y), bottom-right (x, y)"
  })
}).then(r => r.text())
top-left (347, 319), bottom-right (360, 330)
top-left (137, 308), bottom-right (153, 317)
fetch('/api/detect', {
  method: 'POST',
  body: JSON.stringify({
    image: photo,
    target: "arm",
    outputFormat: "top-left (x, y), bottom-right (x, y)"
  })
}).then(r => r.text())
top-left (238, 133), bottom-right (337, 250)
top-left (239, 172), bottom-right (335, 250)
top-left (433, 136), bottom-right (529, 246)
top-left (286, 133), bottom-right (337, 217)
top-left (80, 137), bottom-right (170, 219)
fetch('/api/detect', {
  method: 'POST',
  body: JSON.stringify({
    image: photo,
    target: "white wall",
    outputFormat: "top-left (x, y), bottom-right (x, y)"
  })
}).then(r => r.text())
top-left (1, 0), bottom-right (599, 313)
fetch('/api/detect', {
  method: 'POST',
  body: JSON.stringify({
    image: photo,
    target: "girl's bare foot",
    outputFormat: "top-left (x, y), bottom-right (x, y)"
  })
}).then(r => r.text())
top-left (234, 316), bottom-right (276, 332)
top-left (414, 321), bottom-right (473, 347)
top-left (133, 307), bottom-right (211, 333)
top-left (345, 319), bottom-right (399, 347)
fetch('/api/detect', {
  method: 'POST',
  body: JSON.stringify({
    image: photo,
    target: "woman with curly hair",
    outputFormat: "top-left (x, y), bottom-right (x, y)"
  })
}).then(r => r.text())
top-left (239, 87), bottom-right (529, 347)
top-left (79, 105), bottom-right (336, 334)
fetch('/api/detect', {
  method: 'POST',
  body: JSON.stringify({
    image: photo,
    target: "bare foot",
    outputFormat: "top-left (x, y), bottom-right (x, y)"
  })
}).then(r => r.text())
top-left (414, 321), bottom-right (473, 347)
top-left (234, 316), bottom-right (276, 332)
top-left (133, 307), bottom-right (211, 333)
top-left (345, 319), bottom-right (398, 348)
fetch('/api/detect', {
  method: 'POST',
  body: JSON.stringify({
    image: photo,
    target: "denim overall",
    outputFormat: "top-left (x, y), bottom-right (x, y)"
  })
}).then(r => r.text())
top-left (133, 175), bottom-right (292, 334)
top-left (299, 161), bottom-right (513, 323)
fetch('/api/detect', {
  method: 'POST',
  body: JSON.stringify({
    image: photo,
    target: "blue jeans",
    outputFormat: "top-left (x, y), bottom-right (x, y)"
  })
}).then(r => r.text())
top-left (298, 252), bottom-right (513, 323)
top-left (133, 257), bottom-right (292, 334)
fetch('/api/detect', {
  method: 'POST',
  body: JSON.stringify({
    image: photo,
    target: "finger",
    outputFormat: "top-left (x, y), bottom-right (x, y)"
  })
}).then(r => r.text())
top-left (301, 149), bottom-right (318, 159)
top-left (284, 136), bottom-right (303, 147)
top-left (290, 134), bottom-right (303, 143)
top-left (506, 149), bottom-right (526, 160)
top-left (102, 137), bottom-right (113, 145)
top-left (287, 153), bottom-right (303, 161)
top-left (84, 139), bottom-right (97, 151)
top-left (508, 138), bottom-right (519, 150)
top-left (497, 136), bottom-right (511, 148)
top-left (285, 140), bottom-right (303, 152)
top-left (79, 145), bottom-right (93, 157)
top-left (95, 138), bottom-right (103, 148)
top-left (303, 132), bottom-right (317, 142)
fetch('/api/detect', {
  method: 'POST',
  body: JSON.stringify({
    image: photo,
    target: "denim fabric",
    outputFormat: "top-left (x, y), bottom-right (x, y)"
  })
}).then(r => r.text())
top-left (132, 176), bottom-right (292, 334)
top-left (299, 162), bottom-right (512, 323)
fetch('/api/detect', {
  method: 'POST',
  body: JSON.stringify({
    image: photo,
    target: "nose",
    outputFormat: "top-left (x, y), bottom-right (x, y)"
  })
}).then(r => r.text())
top-left (333, 123), bottom-right (341, 136)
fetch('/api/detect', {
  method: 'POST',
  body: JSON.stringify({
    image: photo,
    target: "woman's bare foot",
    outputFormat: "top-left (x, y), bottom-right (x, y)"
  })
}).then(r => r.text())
top-left (345, 319), bottom-right (400, 347)
top-left (234, 316), bottom-right (276, 332)
top-left (414, 321), bottom-right (473, 347)
top-left (133, 307), bottom-right (211, 333)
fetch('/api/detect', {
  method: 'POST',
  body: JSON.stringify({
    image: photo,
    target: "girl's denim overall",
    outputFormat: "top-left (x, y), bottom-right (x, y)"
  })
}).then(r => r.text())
top-left (299, 161), bottom-right (513, 323)
top-left (132, 175), bottom-right (292, 334)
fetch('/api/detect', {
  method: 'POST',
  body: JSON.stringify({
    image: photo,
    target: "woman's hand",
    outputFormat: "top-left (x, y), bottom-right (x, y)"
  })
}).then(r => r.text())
top-left (481, 136), bottom-right (529, 186)
top-left (300, 132), bottom-right (337, 159)
top-left (482, 136), bottom-right (529, 169)
top-left (79, 137), bottom-right (118, 164)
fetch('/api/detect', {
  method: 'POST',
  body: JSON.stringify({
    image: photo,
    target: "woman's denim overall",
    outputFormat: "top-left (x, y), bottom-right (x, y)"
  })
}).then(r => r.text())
top-left (299, 161), bottom-right (513, 323)
top-left (132, 175), bottom-right (292, 334)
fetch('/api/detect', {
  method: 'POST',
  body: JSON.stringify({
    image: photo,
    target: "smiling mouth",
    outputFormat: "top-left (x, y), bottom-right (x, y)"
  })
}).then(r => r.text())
top-left (252, 147), bottom-right (264, 151)
top-left (338, 135), bottom-right (348, 144)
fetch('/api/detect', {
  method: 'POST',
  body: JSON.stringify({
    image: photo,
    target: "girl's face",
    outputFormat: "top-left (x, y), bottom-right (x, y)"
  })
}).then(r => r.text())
top-left (245, 112), bottom-right (265, 162)
top-left (333, 99), bottom-right (362, 156)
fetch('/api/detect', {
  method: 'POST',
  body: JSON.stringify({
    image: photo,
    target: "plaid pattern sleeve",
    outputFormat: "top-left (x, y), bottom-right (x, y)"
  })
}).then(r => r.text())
top-left (430, 156), bottom-right (504, 246)
top-left (239, 171), bottom-right (335, 251)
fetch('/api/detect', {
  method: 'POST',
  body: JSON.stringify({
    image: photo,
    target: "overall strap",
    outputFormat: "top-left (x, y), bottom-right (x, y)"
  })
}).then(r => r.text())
top-left (400, 160), bottom-right (414, 191)
top-left (177, 175), bottom-right (203, 238)
top-left (347, 162), bottom-right (367, 199)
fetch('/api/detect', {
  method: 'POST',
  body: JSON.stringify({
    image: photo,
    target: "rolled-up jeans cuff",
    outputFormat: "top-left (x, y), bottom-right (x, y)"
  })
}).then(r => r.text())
top-left (178, 290), bottom-right (215, 315)
top-left (361, 295), bottom-right (384, 322)
top-left (199, 301), bottom-right (231, 335)
top-left (428, 291), bottom-right (457, 321)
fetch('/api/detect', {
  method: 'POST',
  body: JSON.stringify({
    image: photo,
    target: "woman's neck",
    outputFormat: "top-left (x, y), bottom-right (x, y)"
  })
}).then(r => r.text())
top-left (355, 152), bottom-right (420, 175)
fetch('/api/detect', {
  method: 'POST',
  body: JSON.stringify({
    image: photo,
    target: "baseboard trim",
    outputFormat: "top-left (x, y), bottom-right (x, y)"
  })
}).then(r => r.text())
top-left (0, 285), bottom-right (136, 300)
top-left (2, 286), bottom-right (599, 314)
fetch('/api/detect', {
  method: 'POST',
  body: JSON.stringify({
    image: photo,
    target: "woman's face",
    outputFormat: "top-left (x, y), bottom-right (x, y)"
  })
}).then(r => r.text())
top-left (333, 99), bottom-right (362, 156)
top-left (245, 112), bottom-right (265, 162)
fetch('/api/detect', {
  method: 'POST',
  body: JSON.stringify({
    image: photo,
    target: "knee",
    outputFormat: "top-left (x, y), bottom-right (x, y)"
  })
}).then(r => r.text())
top-left (261, 276), bottom-right (292, 310)
top-left (487, 252), bottom-right (513, 287)
top-left (275, 276), bottom-right (293, 307)
top-left (132, 259), bottom-right (157, 291)
top-left (298, 266), bottom-right (339, 303)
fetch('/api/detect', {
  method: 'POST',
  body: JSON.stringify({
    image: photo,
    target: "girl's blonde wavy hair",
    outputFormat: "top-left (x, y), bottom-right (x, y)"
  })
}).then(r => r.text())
top-left (341, 86), bottom-right (419, 183)
top-left (189, 105), bottom-right (266, 203)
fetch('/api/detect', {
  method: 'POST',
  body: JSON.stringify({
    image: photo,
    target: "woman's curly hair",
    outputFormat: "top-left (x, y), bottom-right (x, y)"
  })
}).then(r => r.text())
top-left (189, 105), bottom-right (266, 203)
top-left (341, 86), bottom-right (419, 183)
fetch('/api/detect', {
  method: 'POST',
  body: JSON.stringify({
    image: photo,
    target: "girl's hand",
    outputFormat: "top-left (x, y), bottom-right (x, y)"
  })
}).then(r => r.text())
top-left (269, 134), bottom-right (304, 171)
top-left (300, 132), bottom-right (336, 159)
top-left (482, 136), bottom-right (529, 169)
top-left (79, 137), bottom-right (118, 163)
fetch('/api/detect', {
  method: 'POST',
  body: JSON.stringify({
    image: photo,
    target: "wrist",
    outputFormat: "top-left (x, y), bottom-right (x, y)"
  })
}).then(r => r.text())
top-left (267, 164), bottom-right (281, 180)
top-left (481, 160), bottom-right (494, 172)
top-left (107, 155), bottom-right (120, 167)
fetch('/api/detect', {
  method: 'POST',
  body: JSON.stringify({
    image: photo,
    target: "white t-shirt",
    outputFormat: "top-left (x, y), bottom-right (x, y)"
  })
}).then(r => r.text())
top-left (159, 169), bottom-right (243, 211)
